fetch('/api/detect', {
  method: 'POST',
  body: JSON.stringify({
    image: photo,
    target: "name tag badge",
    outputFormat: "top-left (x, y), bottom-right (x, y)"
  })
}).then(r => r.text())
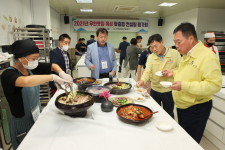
top-left (101, 60), bottom-right (108, 69)
top-left (31, 105), bottom-right (40, 122)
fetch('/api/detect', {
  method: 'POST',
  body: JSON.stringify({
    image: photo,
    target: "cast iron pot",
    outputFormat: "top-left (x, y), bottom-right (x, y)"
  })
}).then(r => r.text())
top-left (55, 91), bottom-right (94, 117)
top-left (73, 77), bottom-right (96, 91)
top-left (116, 103), bottom-right (153, 124)
top-left (104, 82), bottom-right (132, 95)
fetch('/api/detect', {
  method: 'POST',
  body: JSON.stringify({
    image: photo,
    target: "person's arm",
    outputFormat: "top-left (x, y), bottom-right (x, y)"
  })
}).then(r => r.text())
top-left (51, 63), bottom-right (63, 74)
top-left (15, 75), bottom-right (54, 87)
top-left (137, 65), bottom-right (143, 81)
top-left (85, 45), bottom-right (94, 70)
top-left (112, 46), bottom-right (117, 72)
top-left (140, 55), bottom-right (153, 84)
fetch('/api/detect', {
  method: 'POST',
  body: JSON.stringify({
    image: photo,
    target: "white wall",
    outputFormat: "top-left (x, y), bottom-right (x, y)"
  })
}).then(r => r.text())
top-left (139, 18), bottom-right (162, 48)
top-left (60, 16), bottom-right (78, 48)
top-left (196, 8), bottom-right (225, 41)
top-left (50, 7), bottom-right (61, 39)
top-left (161, 8), bottom-right (199, 47)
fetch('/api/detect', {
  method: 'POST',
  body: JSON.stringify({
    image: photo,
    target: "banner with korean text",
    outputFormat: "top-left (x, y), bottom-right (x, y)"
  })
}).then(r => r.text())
top-left (72, 18), bottom-right (148, 32)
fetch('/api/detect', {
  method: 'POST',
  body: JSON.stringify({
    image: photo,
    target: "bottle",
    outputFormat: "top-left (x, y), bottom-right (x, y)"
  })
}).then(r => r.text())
top-left (109, 72), bottom-right (113, 82)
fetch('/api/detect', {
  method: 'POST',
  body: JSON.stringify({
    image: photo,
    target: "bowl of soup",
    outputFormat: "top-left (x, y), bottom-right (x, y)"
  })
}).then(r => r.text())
top-left (55, 91), bottom-right (94, 117)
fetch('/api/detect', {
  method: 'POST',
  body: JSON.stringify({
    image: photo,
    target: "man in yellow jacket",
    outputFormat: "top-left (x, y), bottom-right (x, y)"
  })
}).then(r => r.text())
top-left (137, 34), bottom-right (181, 118)
top-left (163, 22), bottom-right (222, 143)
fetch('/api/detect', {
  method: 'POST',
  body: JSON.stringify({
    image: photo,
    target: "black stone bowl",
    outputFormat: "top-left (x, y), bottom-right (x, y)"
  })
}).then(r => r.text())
top-left (116, 103), bottom-right (153, 124)
top-left (86, 85), bottom-right (111, 103)
top-left (104, 82), bottom-right (132, 95)
top-left (73, 77), bottom-right (96, 91)
top-left (55, 91), bottom-right (94, 117)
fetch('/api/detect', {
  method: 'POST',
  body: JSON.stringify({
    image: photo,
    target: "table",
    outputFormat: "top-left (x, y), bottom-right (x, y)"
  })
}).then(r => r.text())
top-left (76, 54), bottom-right (91, 78)
top-left (18, 78), bottom-right (203, 150)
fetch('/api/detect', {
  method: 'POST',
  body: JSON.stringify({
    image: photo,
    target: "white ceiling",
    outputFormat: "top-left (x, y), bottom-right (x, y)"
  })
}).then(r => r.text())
top-left (50, 0), bottom-right (225, 19)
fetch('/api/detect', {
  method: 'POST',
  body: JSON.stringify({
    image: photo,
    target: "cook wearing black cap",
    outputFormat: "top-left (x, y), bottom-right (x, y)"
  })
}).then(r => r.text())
top-left (1, 39), bottom-right (73, 149)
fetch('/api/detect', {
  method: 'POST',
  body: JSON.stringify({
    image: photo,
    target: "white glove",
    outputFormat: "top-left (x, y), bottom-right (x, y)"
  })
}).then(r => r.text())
top-left (59, 71), bottom-right (73, 83)
top-left (52, 74), bottom-right (69, 85)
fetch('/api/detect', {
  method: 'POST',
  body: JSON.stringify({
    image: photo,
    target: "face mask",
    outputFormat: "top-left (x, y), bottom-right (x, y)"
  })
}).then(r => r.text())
top-left (21, 58), bottom-right (39, 70)
top-left (206, 42), bottom-right (214, 47)
top-left (62, 45), bottom-right (69, 51)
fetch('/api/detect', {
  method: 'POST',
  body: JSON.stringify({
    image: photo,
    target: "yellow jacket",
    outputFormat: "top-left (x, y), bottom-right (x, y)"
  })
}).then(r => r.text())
top-left (173, 41), bottom-right (222, 109)
top-left (141, 48), bottom-right (181, 93)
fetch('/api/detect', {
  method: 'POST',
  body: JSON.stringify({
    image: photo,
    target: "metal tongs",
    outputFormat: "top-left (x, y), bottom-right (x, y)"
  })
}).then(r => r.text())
top-left (55, 82), bottom-right (74, 98)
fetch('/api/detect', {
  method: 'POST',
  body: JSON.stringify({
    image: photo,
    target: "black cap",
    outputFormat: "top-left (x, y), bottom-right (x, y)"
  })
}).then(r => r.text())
top-left (11, 39), bottom-right (39, 59)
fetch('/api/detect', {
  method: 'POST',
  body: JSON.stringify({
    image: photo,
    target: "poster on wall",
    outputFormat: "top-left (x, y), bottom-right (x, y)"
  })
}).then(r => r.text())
top-left (72, 18), bottom-right (148, 32)
top-left (0, 0), bottom-right (23, 45)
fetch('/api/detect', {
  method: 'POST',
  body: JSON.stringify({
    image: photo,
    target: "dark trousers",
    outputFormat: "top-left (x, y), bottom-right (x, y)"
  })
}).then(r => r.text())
top-left (177, 100), bottom-right (212, 143)
top-left (150, 89), bottom-right (174, 118)
top-left (119, 56), bottom-right (125, 72)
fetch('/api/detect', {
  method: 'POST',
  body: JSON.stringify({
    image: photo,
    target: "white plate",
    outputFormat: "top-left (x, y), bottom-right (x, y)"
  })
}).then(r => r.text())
top-left (160, 81), bottom-right (172, 88)
top-left (155, 120), bottom-right (173, 132)
top-left (134, 95), bottom-right (145, 102)
top-left (155, 71), bottom-right (163, 76)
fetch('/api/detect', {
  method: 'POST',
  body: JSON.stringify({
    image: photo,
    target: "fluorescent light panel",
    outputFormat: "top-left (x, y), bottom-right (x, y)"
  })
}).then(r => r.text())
top-left (80, 9), bottom-right (93, 12)
top-left (158, 2), bottom-right (177, 7)
top-left (144, 11), bottom-right (157, 14)
top-left (76, 0), bottom-right (92, 3)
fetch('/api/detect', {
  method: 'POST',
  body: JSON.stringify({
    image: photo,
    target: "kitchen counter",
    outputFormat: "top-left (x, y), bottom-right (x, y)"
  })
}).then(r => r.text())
top-left (204, 75), bottom-right (225, 150)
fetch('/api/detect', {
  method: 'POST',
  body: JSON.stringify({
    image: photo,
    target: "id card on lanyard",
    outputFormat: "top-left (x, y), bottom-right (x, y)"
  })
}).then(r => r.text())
top-left (101, 60), bottom-right (108, 69)
top-left (31, 105), bottom-right (40, 122)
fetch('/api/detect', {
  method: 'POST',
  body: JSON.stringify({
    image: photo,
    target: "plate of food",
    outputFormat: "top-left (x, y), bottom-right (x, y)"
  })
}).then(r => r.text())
top-left (134, 87), bottom-right (147, 94)
top-left (134, 95), bottom-right (145, 102)
top-left (109, 96), bottom-right (133, 107)
top-left (93, 79), bottom-right (102, 85)
top-left (116, 104), bottom-right (153, 124)
top-left (104, 82), bottom-right (132, 94)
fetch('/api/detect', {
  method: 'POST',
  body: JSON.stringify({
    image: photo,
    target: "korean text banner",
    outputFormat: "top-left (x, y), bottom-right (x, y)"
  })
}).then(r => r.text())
top-left (72, 18), bottom-right (148, 32)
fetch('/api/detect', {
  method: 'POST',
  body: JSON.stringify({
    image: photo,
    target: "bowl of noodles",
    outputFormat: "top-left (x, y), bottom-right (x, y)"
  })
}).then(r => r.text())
top-left (104, 82), bottom-right (132, 95)
top-left (55, 90), bottom-right (94, 117)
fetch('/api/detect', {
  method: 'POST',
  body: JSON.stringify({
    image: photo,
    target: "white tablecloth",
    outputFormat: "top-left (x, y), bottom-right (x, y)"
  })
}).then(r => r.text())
top-left (18, 78), bottom-right (203, 150)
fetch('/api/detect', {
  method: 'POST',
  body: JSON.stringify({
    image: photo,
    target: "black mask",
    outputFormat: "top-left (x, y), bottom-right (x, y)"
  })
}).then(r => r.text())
top-left (206, 42), bottom-right (214, 47)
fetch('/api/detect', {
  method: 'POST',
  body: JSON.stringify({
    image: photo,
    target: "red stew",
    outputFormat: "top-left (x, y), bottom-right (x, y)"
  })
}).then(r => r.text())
top-left (118, 105), bottom-right (152, 120)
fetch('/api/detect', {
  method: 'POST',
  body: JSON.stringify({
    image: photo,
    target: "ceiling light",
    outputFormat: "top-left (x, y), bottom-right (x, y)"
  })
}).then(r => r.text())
top-left (80, 9), bottom-right (93, 12)
top-left (76, 0), bottom-right (92, 3)
top-left (158, 2), bottom-right (177, 7)
top-left (144, 11), bottom-right (157, 14)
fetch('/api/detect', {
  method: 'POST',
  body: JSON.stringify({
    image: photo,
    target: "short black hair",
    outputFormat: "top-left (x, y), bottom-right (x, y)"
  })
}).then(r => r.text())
top-left (90, 35), bottom-right (95, 38)
top-left (148, 34), bottom-right (163, 45)
top-left (130, 38), bottom-right (137, 45)
top-left (136, 36), bottom-right (142, 40)
top-left (96, 28), bottom-right (108, 36)
top-left (78, 38), bottom-right (82, 41)
top-left (59, 34), bottom-right (71, 41)
top-left (173, 22), bottom-right (198, 40)
top-left (81, 38), bottom-right (85, 41)
top-left (122, 36), bottom-right (127, 40)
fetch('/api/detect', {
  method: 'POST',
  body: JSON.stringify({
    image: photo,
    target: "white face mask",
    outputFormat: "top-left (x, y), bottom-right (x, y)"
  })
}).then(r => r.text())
top-left (62, 45), bottom-right (69, 51)
top-left (22, 58), bottom-right (39, 70)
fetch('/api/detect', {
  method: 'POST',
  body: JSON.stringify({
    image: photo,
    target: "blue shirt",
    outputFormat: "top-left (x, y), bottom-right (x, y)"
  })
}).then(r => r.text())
top-left (98, 43), bottom-right (112, 74)
top-left (138, 47), bottom-right (152, 69)
top-left (118, 41), bottom-right (130, 57)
